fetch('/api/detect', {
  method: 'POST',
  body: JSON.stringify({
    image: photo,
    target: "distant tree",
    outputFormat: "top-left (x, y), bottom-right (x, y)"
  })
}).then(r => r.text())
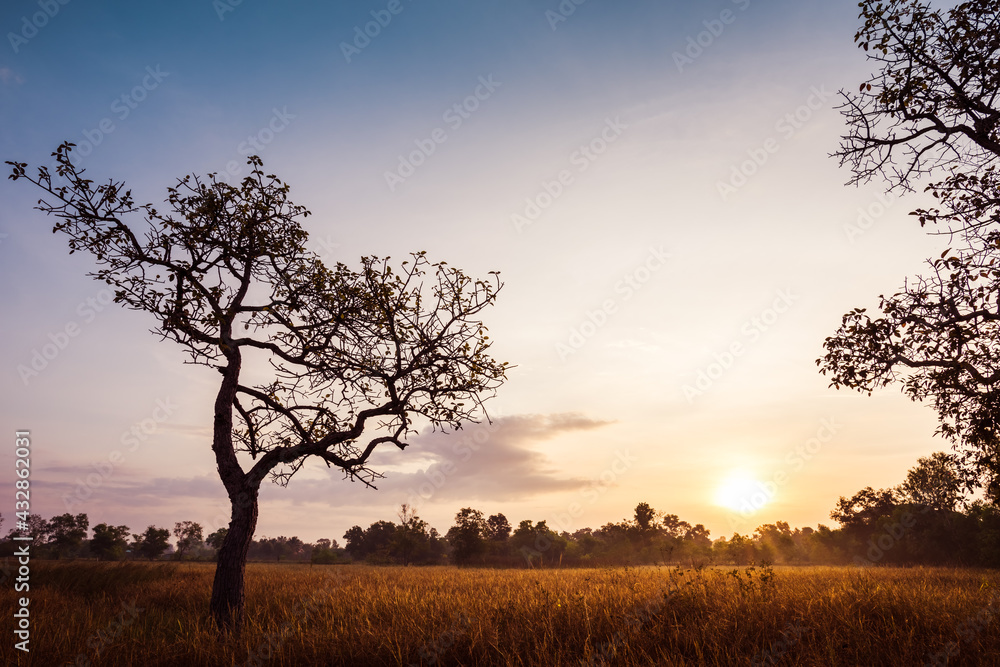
top-left (391, 504), bottom-right (431, 565)
top-left (311, 538), bottom-right (339, 564)
top-left (206, 528), bottom-right (228, 552)
top-left (7, 514), bottom-right (48, 548)
top-left (831, 487), bottom-right (899, 531)
top-left (343, 526), bottom-right (366, 560)
top-left (133, 526), bottom-right (171, 560)
top-left (447, 508), bottom-right (487, 565)
top-left (173, 521), bottom-right (204, 560)
top-left (899, 452), bottom-right (964, 511)
top-left (7, 146), bottom-right (507, 633)
top-left (46, 513), bottom-right (89, 559)
top-left (485, 513), bottom-right (511, 542)
top-left (362, 521), bottom-right (397, 562)
top-left (684, 524), bottom-right (712, 548)
top-left (90, 523), bottom-right (130, 561)
top-left (754, 522), bottom-right (796, 563)
top-left (510, 519), bottom-right (565, 566)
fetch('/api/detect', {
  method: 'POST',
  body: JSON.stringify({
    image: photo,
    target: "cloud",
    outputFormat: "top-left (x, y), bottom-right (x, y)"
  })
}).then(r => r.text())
top-left (358, 412), bottom-right (615, 503)
top-left (0, 67), bottom-right (23, 85)
top-left (29, 412), bottom-right (613, 521)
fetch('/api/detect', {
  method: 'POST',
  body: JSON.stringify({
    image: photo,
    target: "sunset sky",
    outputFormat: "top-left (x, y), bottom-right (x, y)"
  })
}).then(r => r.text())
top-left (0, 0), bottom-right (955, 546)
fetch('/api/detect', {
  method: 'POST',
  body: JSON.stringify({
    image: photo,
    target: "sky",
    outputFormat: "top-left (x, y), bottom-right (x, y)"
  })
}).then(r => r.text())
top-left (0, 0), bottom-right (958, 546)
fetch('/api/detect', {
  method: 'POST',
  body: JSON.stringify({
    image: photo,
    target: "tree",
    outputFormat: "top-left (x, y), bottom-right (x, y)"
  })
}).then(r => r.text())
top-left (133, 526), bottom-right (171, 560)
top-left (899, 451), bottom-right (964, 511)
top-left (485, 513), bottom-right (511, 541)
top-left (835, 0), bottom-right (1000, 207)
top-left (831, 486), bottom-right (900, 531)
top-left (7, 514), bottom-right (48, 548)
top-left (206, 528), bottom-right (228, 552)
top-left (820, 0), bottom-right (1000, 495)
top-left (173, 521), bottom-right (204, 560)
top-left (343, 526), bottom-right (367, 560)
top-left (447, 508), bottom-right (487, 565)
top-left (7, 145), bottom-right (507, 633)
top-left (391, 504), bottom-right (431, 565)
top-left (90, 523), bottom-right (131, 561)
top-left (46, 513), bottom-right (89, 559)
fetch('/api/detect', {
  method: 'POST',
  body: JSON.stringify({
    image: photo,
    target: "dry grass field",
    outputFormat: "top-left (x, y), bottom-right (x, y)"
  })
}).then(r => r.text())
top-left (3, 561), bottom-right (1000, 666)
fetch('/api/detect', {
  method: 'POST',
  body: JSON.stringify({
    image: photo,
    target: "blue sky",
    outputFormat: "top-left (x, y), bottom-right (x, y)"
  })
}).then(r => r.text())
top-left (0, 0), bottom-right (955, 545)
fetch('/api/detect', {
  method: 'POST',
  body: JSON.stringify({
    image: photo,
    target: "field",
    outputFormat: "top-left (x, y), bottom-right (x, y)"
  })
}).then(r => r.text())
top-left (3, 562), bottom-right (1000, 666)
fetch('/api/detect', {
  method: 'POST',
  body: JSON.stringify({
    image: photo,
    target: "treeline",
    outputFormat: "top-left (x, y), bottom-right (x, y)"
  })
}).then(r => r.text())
top-left (3, 451), bottom-right (999, 568)
top-left (0, 515), bottom-right (345, 563)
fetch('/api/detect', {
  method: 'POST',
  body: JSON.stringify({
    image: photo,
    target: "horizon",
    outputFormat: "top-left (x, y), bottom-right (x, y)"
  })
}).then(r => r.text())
top-left (0, 0), bottom-right (959, 547)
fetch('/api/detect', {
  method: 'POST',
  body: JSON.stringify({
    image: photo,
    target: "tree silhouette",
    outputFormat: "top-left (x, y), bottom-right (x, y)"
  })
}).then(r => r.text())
top-left (132, 526), bottom-right (170, 560)
top-left (820, 0), bottom-right (1000, 494)
top-left (90, 523), bottom-right (130, 561)
top-left (899, 451), bottom-right (963, 512)
top-left (7, 145), bottom-right (508, 634)
top-left (173, 521), bottom-right (204, 560)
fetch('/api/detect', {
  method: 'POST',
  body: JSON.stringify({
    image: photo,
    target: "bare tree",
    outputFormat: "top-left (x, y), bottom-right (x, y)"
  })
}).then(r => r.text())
top-left (7, 144), bottom-right (508, 634)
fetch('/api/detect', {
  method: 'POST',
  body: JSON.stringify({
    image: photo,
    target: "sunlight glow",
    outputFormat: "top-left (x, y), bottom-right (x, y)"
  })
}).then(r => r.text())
top-left (715, 469), bottom-right (771, 513)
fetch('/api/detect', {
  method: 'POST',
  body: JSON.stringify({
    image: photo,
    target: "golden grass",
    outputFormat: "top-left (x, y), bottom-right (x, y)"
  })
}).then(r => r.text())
top-left (3, 562), bottom-right (1000, 666)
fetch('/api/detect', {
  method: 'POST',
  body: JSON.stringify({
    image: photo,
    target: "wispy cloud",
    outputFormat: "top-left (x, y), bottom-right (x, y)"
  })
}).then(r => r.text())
top-left (0, 67), bottom-right (23, 85)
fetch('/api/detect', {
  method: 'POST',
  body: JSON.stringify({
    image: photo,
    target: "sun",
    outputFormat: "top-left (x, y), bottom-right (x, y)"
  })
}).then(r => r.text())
top-left (715, 469), bottom-right (771, 513)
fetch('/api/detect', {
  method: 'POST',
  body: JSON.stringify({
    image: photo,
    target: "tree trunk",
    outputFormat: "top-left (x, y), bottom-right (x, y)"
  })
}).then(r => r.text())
top-left (210, 485), bottom-right (259, 635)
